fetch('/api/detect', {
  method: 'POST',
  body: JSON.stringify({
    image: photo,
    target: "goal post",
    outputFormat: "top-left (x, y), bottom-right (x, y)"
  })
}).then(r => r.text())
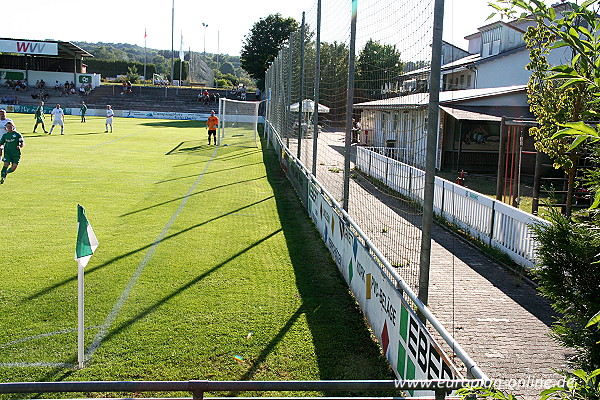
top-left (217, 98), bottom-right (261, 147)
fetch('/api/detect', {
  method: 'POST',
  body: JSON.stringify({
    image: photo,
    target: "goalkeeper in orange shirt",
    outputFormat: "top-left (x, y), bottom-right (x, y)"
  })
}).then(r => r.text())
top-left (206, 110), bottom-right (219, 145)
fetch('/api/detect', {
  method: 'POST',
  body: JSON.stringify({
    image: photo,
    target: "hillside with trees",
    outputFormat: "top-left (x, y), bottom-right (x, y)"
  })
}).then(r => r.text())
top-left (74, 41), bottom-right (255, 88)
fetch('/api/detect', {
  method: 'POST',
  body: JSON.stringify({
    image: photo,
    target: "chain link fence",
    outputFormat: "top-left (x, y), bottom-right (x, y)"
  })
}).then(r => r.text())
top-left (266, 0), bottom-right (438, 293)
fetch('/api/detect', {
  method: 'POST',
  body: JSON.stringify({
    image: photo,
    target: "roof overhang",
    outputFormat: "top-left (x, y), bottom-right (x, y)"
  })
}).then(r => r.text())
top-left (0, 38), bottom-right (93, 58)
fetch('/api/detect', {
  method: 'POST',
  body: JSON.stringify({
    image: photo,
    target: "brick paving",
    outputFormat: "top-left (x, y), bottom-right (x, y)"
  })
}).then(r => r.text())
top-left (289, 130), bottom-right (573, 399)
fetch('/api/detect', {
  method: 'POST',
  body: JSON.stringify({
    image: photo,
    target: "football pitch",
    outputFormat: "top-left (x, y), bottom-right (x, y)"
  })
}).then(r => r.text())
top-left (0, 114), bottom-right (393, 396)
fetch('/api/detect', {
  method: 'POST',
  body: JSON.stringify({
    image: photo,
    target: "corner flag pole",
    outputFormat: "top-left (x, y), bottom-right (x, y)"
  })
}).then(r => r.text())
top-left (77, 254), bottom-right (85, 368)
top-left (75, 205), bottom-right (99, 369)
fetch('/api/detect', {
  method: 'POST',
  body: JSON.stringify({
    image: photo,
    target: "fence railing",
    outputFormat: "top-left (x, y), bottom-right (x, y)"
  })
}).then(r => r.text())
top-left (356, 147), bottom-right (548, 269)
top-left (0, 379), bottom-right (492, 399)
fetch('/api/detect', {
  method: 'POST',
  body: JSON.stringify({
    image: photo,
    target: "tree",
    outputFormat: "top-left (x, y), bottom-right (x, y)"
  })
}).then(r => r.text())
top-left (531, 210), bottom-right (600, 370)
top-left (319, 41), bottom-right (349, 123)
top-left (355, 39), bottom-right (404, 102)
top-left (240, 13), bottom-right (299, 90)
top-left (219, 62), bottom-right (235, 76)
top-left (491, 0), bottom-right (600, 210)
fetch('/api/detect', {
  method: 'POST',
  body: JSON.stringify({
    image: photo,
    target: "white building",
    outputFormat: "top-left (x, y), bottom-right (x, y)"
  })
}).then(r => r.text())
top-left (356, 4), bottom-right (574, 172)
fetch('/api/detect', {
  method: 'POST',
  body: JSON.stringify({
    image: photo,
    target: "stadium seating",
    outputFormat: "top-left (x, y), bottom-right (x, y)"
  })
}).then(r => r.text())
top-left (0, 85), bottom-right (236, 114)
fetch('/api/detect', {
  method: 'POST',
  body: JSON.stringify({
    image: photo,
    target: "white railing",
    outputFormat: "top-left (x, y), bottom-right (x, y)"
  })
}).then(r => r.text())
top-left (356, 147), bottom-right (548, 269)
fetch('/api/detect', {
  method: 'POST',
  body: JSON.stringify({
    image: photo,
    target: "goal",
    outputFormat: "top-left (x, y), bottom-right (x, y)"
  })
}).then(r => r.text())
top-left (217, 98), bottom-right (261, 147)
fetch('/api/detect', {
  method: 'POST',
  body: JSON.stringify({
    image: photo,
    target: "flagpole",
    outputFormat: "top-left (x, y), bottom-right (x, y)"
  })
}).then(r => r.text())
top-left (75, 204), bottom-right (99, 370)
top-left (77, 260), bottom-right (85, 369)
top-left (144, 28), bottom-right (147, 85)
top-left (169, 0), bottom-right (175, 97)
top-left (178, 30), bottom-right (183, 95)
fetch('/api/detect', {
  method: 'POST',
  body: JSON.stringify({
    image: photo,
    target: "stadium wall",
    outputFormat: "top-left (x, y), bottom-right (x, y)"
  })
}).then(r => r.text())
top-left (0, 68), bottom-right (101, 88)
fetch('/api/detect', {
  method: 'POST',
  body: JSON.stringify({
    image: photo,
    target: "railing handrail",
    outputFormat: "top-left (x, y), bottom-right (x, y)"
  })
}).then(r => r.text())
top-left (356, 146), bottom-right (548, 268)
top-left (0, 379), bottom-right (493, 395)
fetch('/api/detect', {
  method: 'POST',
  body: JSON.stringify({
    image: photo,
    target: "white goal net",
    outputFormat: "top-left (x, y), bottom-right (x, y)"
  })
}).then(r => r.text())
top-left (218, 98), bottom-right (261, 148)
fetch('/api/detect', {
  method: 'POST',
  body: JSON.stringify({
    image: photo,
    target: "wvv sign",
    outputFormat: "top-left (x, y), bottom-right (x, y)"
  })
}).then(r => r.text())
top-left (0, 40), bottom-right (58, 56)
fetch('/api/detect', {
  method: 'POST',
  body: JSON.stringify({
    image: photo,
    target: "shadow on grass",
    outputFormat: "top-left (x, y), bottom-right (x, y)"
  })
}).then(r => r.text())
top-left (140, 120), bottom-right (203, 128)
top-left (155, 163), bottom-right (265, 183)
top-left (93, 229), bottom-right (282, 352)
top-left (249, 136), bottom-right (395, 394)
top-left (25, 196), bottom-right (274, 301)
top-left (122, 175), bottom-right (266, 216)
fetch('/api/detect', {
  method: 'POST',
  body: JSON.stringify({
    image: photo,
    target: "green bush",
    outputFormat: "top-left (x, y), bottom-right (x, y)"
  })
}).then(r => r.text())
top-left (531, 210), bottom-right (600, 370)
top-left (85, 59), bottom-right (157, 79)
top-left (215, 78), bottom-right (233, 88)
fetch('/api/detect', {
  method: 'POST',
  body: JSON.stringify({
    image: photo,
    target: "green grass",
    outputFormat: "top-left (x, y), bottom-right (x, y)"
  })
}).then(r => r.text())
top-left (0, 114), bottom-right (393, 398)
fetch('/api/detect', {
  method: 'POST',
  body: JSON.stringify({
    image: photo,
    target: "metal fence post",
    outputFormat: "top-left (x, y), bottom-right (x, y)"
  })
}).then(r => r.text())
top-left (489, 200), bottom-right (496, 247)
top-left (417, 0), bottom-right (445, 321)
top-left (343, 0), bottom-right (358, 211)
top-left (286, 33), bottom-right (293, 148)
top-left (297, 12), bottom-right (306, 160)
top-left (312, 0), bottom-right (322, 177)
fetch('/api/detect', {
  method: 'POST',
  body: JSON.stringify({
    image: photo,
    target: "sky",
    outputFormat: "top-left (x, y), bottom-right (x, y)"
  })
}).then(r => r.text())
top-left (3, 0), bottom-right (508, 57)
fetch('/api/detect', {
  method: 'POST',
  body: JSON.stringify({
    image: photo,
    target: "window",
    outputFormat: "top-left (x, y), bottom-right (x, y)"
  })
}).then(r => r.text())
top-left (481, 26), bottom-right (501, 57)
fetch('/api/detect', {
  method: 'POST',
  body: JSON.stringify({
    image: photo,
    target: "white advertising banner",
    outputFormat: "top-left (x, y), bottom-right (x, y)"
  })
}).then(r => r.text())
top-left (0, 40), bottom-right (58, 55)
top-left (119, 110), bottom-right (207, 120)
top-left (307, 181), bottom-right (461, 394)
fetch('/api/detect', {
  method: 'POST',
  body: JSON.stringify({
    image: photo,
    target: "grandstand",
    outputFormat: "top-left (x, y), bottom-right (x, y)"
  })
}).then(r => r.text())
top-left (0, 85), bottom-right (262, 114)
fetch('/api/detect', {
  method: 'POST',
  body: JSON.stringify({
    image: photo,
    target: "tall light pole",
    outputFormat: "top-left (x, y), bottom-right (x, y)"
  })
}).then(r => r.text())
top-left (169, 0), bottom-right (175, 94)
top-left (202, 23), bottom-right (208, 57)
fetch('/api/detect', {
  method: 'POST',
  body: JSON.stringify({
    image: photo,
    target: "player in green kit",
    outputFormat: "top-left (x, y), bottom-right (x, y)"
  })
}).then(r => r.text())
top-left (0, 121), bottom-right (24, 184)
top-left (33, 101), bottom-right (48, 133)
top-left (80, 101), bottom-right (87, 123)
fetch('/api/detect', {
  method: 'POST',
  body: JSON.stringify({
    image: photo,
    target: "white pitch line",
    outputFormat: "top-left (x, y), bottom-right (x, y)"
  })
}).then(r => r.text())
top-left (0, 362), bottom-right (77, 368)
top-left (0, 326), bottom-right (100, 349)
top-left (84, 145), bottom-right (219, 363)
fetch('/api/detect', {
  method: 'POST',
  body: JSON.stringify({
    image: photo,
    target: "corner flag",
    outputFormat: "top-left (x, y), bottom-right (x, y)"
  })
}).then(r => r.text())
top-left (75, 204), bottom-right (98, 368)
top-left (75, 205), bottom-right (99, 267)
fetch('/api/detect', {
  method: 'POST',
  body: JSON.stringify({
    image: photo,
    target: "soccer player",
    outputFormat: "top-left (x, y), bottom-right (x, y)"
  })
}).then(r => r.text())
top-left (0, 109), bottom-right (13, 136)
top-left (80, 101), bottom-right (88, 123)
top-left (206, 110), bottom-right (219, 145)
top-left (33, 101), bottom-right (48, 133)
top-left (105, 105), bottom-right (114, 132)
top-left (0, 121), bottom-right (24, 184)
top-left (49, 104), bottom-right (65, 135)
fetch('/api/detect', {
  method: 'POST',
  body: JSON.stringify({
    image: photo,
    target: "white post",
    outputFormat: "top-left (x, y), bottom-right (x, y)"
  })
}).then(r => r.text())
top-left (77, 262), bottom-right (85, 369)
top-left (217, 97), bottom-right (223, 145)
top-left (254, 101), bottom-right (259, 147)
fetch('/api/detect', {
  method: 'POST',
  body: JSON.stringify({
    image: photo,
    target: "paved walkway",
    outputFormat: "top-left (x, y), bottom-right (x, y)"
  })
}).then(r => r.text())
top-left (288, 130), bottom-right (572, 399)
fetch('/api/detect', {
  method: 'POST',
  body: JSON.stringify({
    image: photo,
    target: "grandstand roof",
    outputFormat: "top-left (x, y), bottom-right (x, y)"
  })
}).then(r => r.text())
top-left (0, 38), bottom-right (93, 58)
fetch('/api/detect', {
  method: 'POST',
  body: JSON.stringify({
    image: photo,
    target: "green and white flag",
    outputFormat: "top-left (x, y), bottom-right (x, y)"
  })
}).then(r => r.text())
top-left (75, 205), bottom-right (99, 267)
